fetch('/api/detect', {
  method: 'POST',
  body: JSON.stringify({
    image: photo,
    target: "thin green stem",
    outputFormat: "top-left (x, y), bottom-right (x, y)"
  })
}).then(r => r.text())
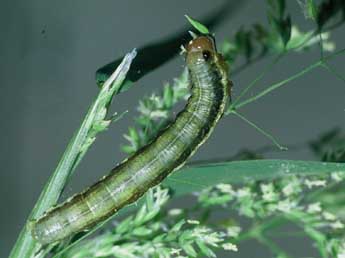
top-left (230, 53), bottom-right (284, 109)
top-left (323, 47), bottom-right (345, 61)
top-left (235, 216), bottom-right (288, 242)
top-left (230, 110), bottom-right (287, 150)
top-left (321, 62), bottom-right (345, 84)
top-left (257, 235), bottom-right (292, 258)
top-left (319, 30), bottom-right (325, 60)
top-left (285, 213), bottom-right (329, 258)
top-left (233, 60), bottom-right (322, 110)
top-left (187, 140), bottom-right (308, 166)
top-left (227, 35), bottom-right (345, 113)
top-left (266, 230), bottom-right (307, 238)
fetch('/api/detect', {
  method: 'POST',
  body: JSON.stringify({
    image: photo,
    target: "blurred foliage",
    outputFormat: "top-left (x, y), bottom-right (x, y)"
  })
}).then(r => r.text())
top-left (316, 0), bottom-right (345, 28)
top-left (62, 171), bottom-right (345, 257)
top-left (310, 128), bottom-right (345, 162)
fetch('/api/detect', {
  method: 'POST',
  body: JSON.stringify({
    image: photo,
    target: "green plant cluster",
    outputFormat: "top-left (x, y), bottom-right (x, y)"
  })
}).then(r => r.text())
top-left (221, 0), bottom-right (339, 69)
top-left (310, 128), bottom-right (345, 162)
top-left (63, 187), bottom-right (232, 258)
top-left (198, 173), bottom-right (345, 257)
top-left (63, 171), bottom-right (345, 257)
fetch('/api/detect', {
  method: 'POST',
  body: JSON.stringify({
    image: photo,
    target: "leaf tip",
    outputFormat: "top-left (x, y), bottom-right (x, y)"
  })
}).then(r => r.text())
top-left (185, 14), bottom-right (210, 35)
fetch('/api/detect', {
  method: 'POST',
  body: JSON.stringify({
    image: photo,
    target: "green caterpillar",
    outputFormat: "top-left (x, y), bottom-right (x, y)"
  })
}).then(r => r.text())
top-left (31, 35), bottom-right (232, 245)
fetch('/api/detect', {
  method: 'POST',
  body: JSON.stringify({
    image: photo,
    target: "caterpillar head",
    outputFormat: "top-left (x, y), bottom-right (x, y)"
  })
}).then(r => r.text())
top-left (185, 35), bottom-right (217, 66)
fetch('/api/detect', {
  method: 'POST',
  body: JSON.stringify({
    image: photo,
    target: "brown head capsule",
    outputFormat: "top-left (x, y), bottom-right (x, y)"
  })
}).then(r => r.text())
top-left (186, 35), bottom-right (217, 66)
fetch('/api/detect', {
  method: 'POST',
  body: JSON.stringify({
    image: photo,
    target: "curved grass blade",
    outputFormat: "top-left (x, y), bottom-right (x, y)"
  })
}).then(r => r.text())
top-left (95, 0), bottom-right (247, 90)
top-left (9, 50), bottom-right (137, 258)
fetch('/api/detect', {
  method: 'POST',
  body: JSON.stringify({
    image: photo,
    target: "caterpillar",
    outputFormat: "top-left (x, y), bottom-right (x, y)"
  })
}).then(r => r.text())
top-left (31, 35), bottom-right (232, 245)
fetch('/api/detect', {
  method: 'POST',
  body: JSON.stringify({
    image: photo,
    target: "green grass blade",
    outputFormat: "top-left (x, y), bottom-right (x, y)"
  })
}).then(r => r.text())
top-left (166, 159), bottom-right (345, 196)
top-left (185, 15), bottom-right (210, 34)
top-left (9, 50), bottom-right (137, 258)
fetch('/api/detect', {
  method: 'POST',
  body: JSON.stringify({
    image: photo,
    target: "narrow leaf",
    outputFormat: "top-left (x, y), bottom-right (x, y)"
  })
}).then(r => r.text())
top-left (307, 0), bottom-right (318, 20)
top-left (9, 50), bottom-right (137, 258)
top-left (185, 15), bottom-right (210, 34)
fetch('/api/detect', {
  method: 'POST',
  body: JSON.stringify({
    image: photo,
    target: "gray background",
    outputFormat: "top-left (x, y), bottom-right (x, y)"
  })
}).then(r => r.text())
top-left (1, 0), bottom-right (344, 257)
